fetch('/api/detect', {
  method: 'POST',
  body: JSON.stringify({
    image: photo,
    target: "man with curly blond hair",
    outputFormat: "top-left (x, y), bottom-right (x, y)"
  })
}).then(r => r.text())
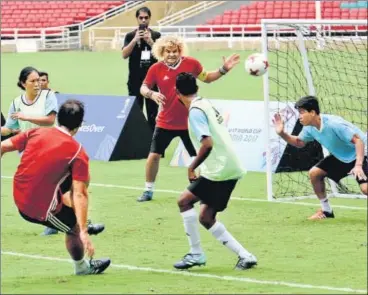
top-left (137, 35), bottom-right (240, 202)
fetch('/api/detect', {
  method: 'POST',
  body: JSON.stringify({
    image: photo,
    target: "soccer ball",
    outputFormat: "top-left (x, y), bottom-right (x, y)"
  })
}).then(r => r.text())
top-left (245, 53), bottom-right (269, 76)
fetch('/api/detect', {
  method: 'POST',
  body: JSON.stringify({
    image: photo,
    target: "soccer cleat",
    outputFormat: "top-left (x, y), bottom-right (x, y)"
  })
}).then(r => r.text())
top-left (87, 219), bottom-right (105, 235)
top-left (308, 209), bottom-right (335, 220)
top-left (234, 254), bottom-right (258, 270)
top-left (41, 227), bottom-right (58, 236)
top-left (137, 191), bottom-right (153, 202)
top-left (88, 258), bottom-right (111, 274)
top-left (173, 253), bottom-right (206, 270)
top-left (76, 258), bottom-right (111, 275)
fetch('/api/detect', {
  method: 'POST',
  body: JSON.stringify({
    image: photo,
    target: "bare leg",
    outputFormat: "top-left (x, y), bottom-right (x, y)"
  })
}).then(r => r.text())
top-left (309, 166), bottom-right (328, 200)
top-left (200, 204), bottom-right (255, 261)
top-left (65, 225), bottom-right (84, 260)
top-left (360, 183), bottom-right (367, 196)
top-left (198, 204), bottom-right (217, 229)
top-left (308, 167), bottom-right (334, 219)
top-left (145, 152), bottom-right (161, 182)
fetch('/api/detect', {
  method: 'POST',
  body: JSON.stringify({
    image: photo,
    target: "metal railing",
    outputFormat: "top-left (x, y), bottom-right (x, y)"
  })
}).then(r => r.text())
top-left (2, 23), bottom-right (366, 52)
top-left (1, 0), bottom-right (145, 50)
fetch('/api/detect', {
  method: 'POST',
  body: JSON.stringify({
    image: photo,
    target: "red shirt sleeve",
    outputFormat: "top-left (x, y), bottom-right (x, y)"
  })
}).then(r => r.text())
top-left (71, 147), bottom-right (90, 182)
top-left (10, 130), bottom-right (30, 152)
top-left (143, 63), bottom-right (158, 88)
top-left (190, 57), bottom-right (204, 78)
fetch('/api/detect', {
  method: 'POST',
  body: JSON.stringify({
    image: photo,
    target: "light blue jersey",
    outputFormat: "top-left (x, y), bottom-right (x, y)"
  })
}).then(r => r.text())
top-left (189, 108), bottom-right (211, 141)
top-left (298, 114), bottom-right (367, 163)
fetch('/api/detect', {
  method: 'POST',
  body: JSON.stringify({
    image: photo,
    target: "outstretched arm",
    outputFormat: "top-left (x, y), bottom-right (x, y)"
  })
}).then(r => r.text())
top-left (273, 113), bottom-right (306, 148)
top-left (201, 54), bottom-right (240, 83)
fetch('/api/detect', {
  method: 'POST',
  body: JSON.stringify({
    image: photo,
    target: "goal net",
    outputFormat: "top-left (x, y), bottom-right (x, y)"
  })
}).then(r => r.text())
top-left (261, 19), bottom-right (367, 201)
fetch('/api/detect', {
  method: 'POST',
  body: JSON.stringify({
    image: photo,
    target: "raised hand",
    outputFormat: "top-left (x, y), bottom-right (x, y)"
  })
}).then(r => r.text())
top-left (272, 113), bottom-right (285, 135)
top-left (222, 54), bottom-right (241, 71)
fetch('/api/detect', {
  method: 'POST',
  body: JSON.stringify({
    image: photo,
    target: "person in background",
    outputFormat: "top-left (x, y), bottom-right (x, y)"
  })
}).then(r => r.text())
top-left (1, 99), bottom-right (111, 275)
top-left (39, 71), bottom-right (59, 93)
top-left (122, 6), bottom-right (161, 131)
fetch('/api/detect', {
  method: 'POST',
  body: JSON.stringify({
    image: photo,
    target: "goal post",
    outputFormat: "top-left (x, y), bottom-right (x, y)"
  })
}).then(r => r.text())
top-left (261, 19), bottom-right (367, 201)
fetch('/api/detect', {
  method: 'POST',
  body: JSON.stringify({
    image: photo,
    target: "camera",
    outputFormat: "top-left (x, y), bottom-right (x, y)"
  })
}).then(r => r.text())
top-left (138, 24), bottom-right (147, 31)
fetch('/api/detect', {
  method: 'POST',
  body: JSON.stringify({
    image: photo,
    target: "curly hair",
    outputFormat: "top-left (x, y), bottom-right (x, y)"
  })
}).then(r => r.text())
top-left (152, 35), bottom-right (188, 61)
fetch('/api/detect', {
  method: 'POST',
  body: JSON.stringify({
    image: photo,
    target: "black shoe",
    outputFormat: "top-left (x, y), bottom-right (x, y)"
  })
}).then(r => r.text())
top-left (234, 254), bottom-right (257, 270)
top-left (89, 258), bottom-right (111, 274)
top-left (323, 210), bottom-right (335, 218)
top-left (87, 219), bottom-right (105, 235)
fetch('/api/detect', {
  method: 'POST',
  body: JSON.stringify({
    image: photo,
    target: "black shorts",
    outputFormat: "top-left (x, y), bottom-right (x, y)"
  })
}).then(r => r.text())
top-left (19, 205), bottom-right (77, 234)
top-left (18, 174), bottom-right (76, 233)
top-left (188, 176), bottom-right (238, 212)
top-left (150, 127), bottom-right (196, 156)
top-left (316, 155), bottom-right (368, 184)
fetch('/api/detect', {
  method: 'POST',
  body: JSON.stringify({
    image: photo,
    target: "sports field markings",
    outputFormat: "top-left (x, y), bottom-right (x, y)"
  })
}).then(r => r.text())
top-left (1, 251), bottom-right (366, 294)
top-left (1, 176), bottom-right (366, 210)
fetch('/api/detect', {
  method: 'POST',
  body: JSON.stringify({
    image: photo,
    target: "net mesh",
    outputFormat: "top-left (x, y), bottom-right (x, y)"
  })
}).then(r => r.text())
top-left (265, 23), bottom-right (367, 198)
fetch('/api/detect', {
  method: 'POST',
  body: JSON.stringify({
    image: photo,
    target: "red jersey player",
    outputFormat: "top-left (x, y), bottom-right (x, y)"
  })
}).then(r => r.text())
top-left (137, 35), bottom-right (240, 202)
top-left (1, 100), bottom-right (111, 275)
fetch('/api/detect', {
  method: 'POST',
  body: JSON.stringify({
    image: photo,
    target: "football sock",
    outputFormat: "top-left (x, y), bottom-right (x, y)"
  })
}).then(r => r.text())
top-left (209, 221), bottom-right (252, 258)
top-left (145, 182), bottom-right (155, 192)
top-left (181, 208), bottom-right (203, 255)
top-left (320, 197), bottom-right (332, 213)
top-left (74, 258), bottom-right (90, 274)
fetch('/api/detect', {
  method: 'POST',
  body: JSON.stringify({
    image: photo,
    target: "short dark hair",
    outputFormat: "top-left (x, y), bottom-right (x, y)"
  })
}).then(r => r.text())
top-left (17, 66), bottom-right (39, 90)
top-left (176, 72), bottom-right (198, 96)
top-left (57, 99), bottom-right (85, 130)
top-left (39, 71), bottom-right (49, 80)
top-left (136, 6), bottom-right (151, 18)
top-left (295, 95), bottom-right (320, 115)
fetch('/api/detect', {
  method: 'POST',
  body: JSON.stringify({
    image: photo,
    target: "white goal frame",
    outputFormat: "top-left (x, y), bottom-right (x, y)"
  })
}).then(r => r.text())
top-left (261, 19), bottom-right (367, 202)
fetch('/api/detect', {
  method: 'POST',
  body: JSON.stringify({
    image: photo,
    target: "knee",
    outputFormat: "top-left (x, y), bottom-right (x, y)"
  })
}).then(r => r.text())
top-left (199, 211), bottom-right (214, 229)
top-left (361, 184), bottom-right (368, 196)
top-left (309, 167), bottom-right (325, 181)
top-left (67, 224), bottom-right (80, 236)
top-left (149, 153), bottom-right (161, 163)
top-left (177, 193), bottom-right (193, 211)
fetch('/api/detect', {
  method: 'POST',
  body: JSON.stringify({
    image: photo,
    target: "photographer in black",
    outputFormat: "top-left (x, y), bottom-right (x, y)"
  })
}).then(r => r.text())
top-left (122, 7), bottom-right (161, 131)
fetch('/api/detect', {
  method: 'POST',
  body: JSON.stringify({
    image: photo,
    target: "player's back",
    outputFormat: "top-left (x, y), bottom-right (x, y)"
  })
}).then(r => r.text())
top-left (13, 127), bottom-right (84, 220)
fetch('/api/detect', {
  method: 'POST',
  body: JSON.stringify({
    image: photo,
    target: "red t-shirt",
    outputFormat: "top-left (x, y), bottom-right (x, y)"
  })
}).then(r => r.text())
top-left (143, 56), bottom-right (203, 130)
top-left (10, 127), bottom-right (89, 221)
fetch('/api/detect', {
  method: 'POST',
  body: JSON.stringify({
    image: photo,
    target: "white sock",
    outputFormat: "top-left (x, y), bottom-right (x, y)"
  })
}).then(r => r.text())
top-left (320, 197), bottom-right (332, 213)
top-left (181, 208), bottom-right (203, 255)
top-left (145, 182), bottom-right (155, 192)
top-left (74, 258), bottom-right (90, 274)
top-left (209, 221), bottom-right (251, 259)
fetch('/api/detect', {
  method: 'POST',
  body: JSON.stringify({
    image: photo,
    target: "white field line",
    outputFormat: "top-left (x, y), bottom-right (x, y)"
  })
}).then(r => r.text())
top-left (1, 176), bottom-right (366, 210)
top-left (1, 251), bottom-right (367, 294)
